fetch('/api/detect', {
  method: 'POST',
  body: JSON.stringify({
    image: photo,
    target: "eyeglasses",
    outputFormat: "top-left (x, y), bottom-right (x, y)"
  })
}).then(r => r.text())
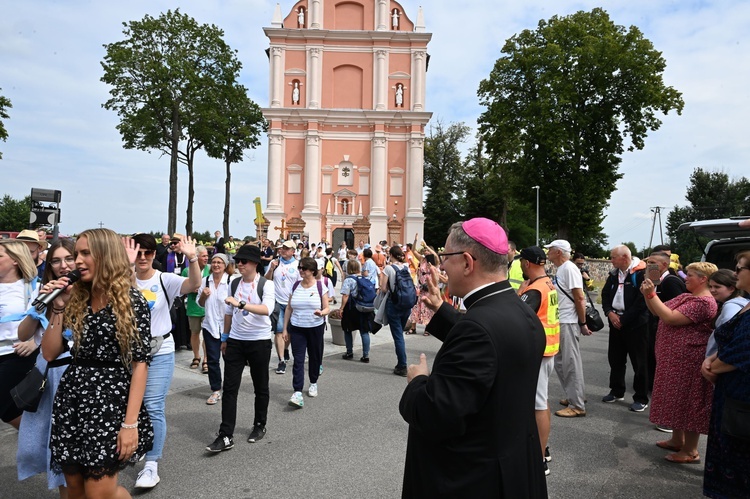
top-left (736, 266), bottom-right (749, 274)
top-left (137, 250), bottom-right (155, 258)
top-left (50, 256), bottom-right (75, 267)
top-left (436, 250), bottom-right (477, 265)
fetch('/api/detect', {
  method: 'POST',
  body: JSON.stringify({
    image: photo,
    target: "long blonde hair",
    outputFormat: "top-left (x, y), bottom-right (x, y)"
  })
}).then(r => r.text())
top-left (0, 240), bottom-right (38, 282)
top-left (64, 229), bottom-right (141, 365)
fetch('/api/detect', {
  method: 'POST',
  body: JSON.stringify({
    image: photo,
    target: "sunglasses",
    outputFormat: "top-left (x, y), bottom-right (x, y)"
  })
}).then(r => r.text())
top-left (236, 258), bottom-right (255, 265)
top-left (298, 266), bottom-right (311, 272)
top-left (736, 265), bottom-right (749, 274)
top-left (137, 250), bottom-right (156, 258)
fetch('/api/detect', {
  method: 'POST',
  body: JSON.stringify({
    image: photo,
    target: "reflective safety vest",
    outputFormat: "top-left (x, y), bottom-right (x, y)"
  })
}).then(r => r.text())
top-left (508, 258), bottom-right (524, 290)
top-left (522, 277), bottom-right (560, 357)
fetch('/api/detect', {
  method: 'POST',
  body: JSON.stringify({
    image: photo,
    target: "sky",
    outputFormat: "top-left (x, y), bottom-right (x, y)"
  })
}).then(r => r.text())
top-left (1, 0), bottom-right (748, 249)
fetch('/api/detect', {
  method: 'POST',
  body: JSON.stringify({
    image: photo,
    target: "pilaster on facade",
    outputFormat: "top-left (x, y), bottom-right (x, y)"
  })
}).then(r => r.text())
top-left (407, 136), bottom-right (424, 216)
top-left (307, 47), bottom-right (323, 109)
top-left (375, 0), bottom-right (388, 31)
top-left (411, 51), bottom-right (427, 111)
top-left (310, 0), bottom-right (322, 29)
top-left (303, 134), bottom-right (321, 212)
top-left (270, 47), bottom-right (285, 108)
top-left (374, 49), bottom-right (388, 111)
top-left (267, 133), bottom-right (285, 212)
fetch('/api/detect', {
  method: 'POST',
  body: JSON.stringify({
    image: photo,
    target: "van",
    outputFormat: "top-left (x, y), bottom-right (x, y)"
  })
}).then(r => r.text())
top-left (677, 216), bottom-right (750, 269)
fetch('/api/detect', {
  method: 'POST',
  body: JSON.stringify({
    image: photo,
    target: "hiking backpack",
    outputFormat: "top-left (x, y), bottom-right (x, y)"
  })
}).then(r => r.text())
top-left (389, 264), bottom-right (418, 310)
top-left (349, 275), bottom-right (376, 313)
top-left (323, 257), bottom-right (334, 278)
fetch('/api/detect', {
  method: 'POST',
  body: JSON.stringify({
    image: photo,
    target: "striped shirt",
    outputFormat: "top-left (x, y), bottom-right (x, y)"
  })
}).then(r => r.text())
top-left (289, 282), bottom-right (325, 328)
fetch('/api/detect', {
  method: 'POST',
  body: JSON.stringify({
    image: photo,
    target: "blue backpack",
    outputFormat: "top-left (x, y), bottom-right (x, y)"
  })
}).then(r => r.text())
top-left (349, 275), bottom-right (376, 313)
top-left (389, 264), bottom-right (418, 310)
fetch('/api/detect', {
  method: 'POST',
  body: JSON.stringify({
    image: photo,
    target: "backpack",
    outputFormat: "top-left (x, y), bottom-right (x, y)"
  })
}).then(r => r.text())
top-left (323, 257), bottom-right (334, 278)
top-left (229, 275), bottom-right (266, 301)
top-left (389, 264), bottom-right (418, 310)
top-left (291, 279), bottom-right (324, 309)
top-left (349, 275), bottom-right (376, 313)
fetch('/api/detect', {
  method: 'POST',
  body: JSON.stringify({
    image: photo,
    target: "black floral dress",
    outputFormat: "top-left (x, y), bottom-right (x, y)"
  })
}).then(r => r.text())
top-left (50, 288), bottom-right (154, 479)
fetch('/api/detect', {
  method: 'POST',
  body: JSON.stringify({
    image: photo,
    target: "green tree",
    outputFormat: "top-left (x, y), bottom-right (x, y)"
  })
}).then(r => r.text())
top-left (478, 8), bottom-right (684, 247)
top-left (666, 167), bottom-right (750, 262)
top-left (422, 121), bottom-right (470, 248)
top-left (101, 9), bottom-right (242, 234)
top-left (202, 83), bottom-right (267, 239)
top-left (0, 195), bottom-right (30, 231)
top-left (0, 89), bottom-right (11, 160)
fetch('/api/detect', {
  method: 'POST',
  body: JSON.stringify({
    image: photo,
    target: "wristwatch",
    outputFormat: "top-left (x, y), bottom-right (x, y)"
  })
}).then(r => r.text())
top-left (238, 301), bottom-right (246, 310)
top-left (578, 321), bottom-right (586, 326)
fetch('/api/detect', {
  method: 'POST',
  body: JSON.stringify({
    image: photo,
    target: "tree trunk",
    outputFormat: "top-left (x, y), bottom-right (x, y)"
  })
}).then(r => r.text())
top-left (185, 141), bottom-right (195, 235)
top-left (168, 104), bottom-right (180, 235)
top-left (223, 152), bottom-right (231, 240)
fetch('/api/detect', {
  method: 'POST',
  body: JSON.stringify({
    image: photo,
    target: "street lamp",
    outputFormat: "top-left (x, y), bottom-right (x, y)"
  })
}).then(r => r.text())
top-left (532, 186), bottom-right (540, 247)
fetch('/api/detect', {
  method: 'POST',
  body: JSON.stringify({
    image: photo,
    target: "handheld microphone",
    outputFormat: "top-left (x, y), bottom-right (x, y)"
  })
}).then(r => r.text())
top-left (33, 270), bottom-right (82, 312)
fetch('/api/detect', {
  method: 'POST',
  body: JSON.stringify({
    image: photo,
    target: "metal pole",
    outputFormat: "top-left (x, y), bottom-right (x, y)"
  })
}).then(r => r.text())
top-left (536, 186), bottom-right (539, 247)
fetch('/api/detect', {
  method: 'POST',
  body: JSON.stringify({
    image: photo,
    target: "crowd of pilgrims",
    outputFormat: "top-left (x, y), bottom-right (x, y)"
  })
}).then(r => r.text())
top-left (0, 227), bottom-right (748, 498)
top-left (0, 229), bottom-right (449, 498)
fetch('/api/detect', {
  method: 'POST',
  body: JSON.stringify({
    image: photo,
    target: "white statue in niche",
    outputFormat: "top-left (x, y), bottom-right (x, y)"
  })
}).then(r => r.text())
top-left (292, 81), bottom-right (300, 104)
top-left (298, 7), bottom-right (305, 28)
top-left (342, 200), bottom-right (349, 215)
top-left (391, 9), bottom-right (399, 30)
top-left (395, 83), bottom-right (404, 107)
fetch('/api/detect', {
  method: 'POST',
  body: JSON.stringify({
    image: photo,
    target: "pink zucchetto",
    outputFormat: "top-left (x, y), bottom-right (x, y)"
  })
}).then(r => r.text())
top-left (462, 218), bottom-right (509, 255)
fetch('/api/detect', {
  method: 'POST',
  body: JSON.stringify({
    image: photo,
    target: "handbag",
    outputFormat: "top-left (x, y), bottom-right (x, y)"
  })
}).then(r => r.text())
top-left (11, 356), bottom-right (71, 412)
top-left (556, 284), bottom-right (605, 332)
top-left (721, 397), bottom-right (750, 441)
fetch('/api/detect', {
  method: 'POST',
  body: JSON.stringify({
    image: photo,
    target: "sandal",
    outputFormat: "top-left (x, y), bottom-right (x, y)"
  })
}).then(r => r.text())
top-left (202, 362), bottom-right (209, 374)
top-left (206, 391), bottom-right (221, 405)
top-left (665, 453), bottom-right (700, 464)
top-left (190, 358), bottom-right (201, 369)
top-left (423, 332), bottom-right (430, 336)
top-left (656, 441), bottom-right (681, 452)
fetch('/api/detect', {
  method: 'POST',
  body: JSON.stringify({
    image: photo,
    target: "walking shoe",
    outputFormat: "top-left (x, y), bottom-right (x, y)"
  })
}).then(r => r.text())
top-left (284, 349), bottom-right (290, 361)
top-left (655, 425), bottom-right (673, 433)
top-left (560, 397), bottom-right (587, 406)
top-left (630, 402), bottom-right (648, 412)
top-left (308, 383), bottom-right (318, 397)
top-left (135, 467), bottom-right (161, 488)
top-left (206, 391), bottom-right (221, 405)
top-left (393, 366), bottom-right (407, 377)
top-left (206, 433), bottom-right (234, 453)
top-left (275, 361), bottom-right (286, 374)
top-left (602, 393), bottom-right (625, 403)
top-left (289, 391), bottom-right (304, 408)
top-left (342, 352), bottom-right (354, 360)
top-left (319, 364), bottom-right (323, 376)
top-left (543, 460), bottom-right (550, 476)
top-left (360, 356), bottom-right (370, 363)
top-left (247, 425), bottom-right (266, 443)
top-left (554, 406), bottom-right (586, 418)
top-left (544, 446), bottom-right (551, 462)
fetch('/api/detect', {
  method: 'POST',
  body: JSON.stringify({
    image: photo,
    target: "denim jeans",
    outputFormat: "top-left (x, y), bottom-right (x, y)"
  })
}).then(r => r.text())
top-left (219, 338), bottom-right (272, 437)
top-left (288, 323), bottom-right (325, 392)
top-left (144, 352), bottom-right (175, 461)
top-left (386, 304), bottom-right (411, 369)
top-left (202, 330), bottom-right (222, 392)
top-left (344, 312), bottom-right (371, 357)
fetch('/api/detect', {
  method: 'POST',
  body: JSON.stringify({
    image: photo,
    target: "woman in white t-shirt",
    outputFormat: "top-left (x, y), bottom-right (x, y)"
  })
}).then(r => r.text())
top-left (0, 240), bottom-right (40, 430)
top-left (131, 233), bottom-right (202, 489)
top-left (197, 253), bottom-right (235, 405)
top-left (282, 257), bottom-right (329, 408)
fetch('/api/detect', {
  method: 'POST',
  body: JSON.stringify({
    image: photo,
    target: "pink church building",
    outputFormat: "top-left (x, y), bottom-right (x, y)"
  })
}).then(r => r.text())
top-left (262, 0), bottom-right (432, 247)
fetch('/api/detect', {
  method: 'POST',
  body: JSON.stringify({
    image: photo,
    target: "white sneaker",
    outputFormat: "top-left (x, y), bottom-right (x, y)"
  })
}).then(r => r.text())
top-left (135, 467), bottom-right (160, 489)
top-left (308, 383), bottom-right (318, 397)
top-left (288, 391), bottom-right (304, 408)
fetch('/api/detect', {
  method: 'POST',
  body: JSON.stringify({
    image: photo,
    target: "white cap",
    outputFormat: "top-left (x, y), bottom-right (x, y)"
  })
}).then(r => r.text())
top-left (544, 239), bottom-right (572, 253)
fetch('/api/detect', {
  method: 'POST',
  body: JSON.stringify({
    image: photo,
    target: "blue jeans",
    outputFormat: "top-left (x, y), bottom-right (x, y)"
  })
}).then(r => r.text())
top-left (386, 304), bottom-right (411, 369)
top-left (272, 302), bottom-right (288, 333)
top-left (344, 312), bottom-right (371, 357)
top-left (143, 352), bottom-right (174, 461)
top-left (202, 330), bottom-right (222, 392)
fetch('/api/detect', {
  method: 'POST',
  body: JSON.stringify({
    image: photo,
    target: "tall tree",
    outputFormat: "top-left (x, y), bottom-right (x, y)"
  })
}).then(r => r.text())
top-left (422, 121), bottom-right (470, 248)
top-left (202, 83), bottom-right (267, 238)
top-left (666, 167), bottom-right (750, 262)
top-left (0, 194), bottom-right (30, 231)
top-left (478, 8), bottom-right (684, 247)
top-left (0, 89), bottom-right (11, 160)
top-left (101, 9), bottom-right (242, 234)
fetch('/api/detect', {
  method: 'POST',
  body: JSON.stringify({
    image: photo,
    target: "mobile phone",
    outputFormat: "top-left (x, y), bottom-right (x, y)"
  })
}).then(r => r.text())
top-left (646, 263), bottom-right (661, 285)
top-left (425, 254), bottom-right (436, 266)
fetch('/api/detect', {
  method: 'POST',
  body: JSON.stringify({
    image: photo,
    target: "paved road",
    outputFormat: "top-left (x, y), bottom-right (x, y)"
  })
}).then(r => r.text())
top-left (1, 305), bottom-right (706, 498)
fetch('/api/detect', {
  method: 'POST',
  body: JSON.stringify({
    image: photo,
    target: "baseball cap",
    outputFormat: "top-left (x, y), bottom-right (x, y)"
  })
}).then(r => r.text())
top-left (520, 246), bottom-right (546, 265)
top-left (544, 239), bottom-right (572, 253)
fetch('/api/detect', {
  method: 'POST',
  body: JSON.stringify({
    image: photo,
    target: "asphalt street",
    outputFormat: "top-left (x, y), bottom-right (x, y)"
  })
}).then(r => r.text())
top-left (1, 303), bottom-right (707, 499)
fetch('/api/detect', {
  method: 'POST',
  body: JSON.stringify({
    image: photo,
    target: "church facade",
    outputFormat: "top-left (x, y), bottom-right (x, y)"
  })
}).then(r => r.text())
top-left (262, 0), bottom-right (432, 247)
